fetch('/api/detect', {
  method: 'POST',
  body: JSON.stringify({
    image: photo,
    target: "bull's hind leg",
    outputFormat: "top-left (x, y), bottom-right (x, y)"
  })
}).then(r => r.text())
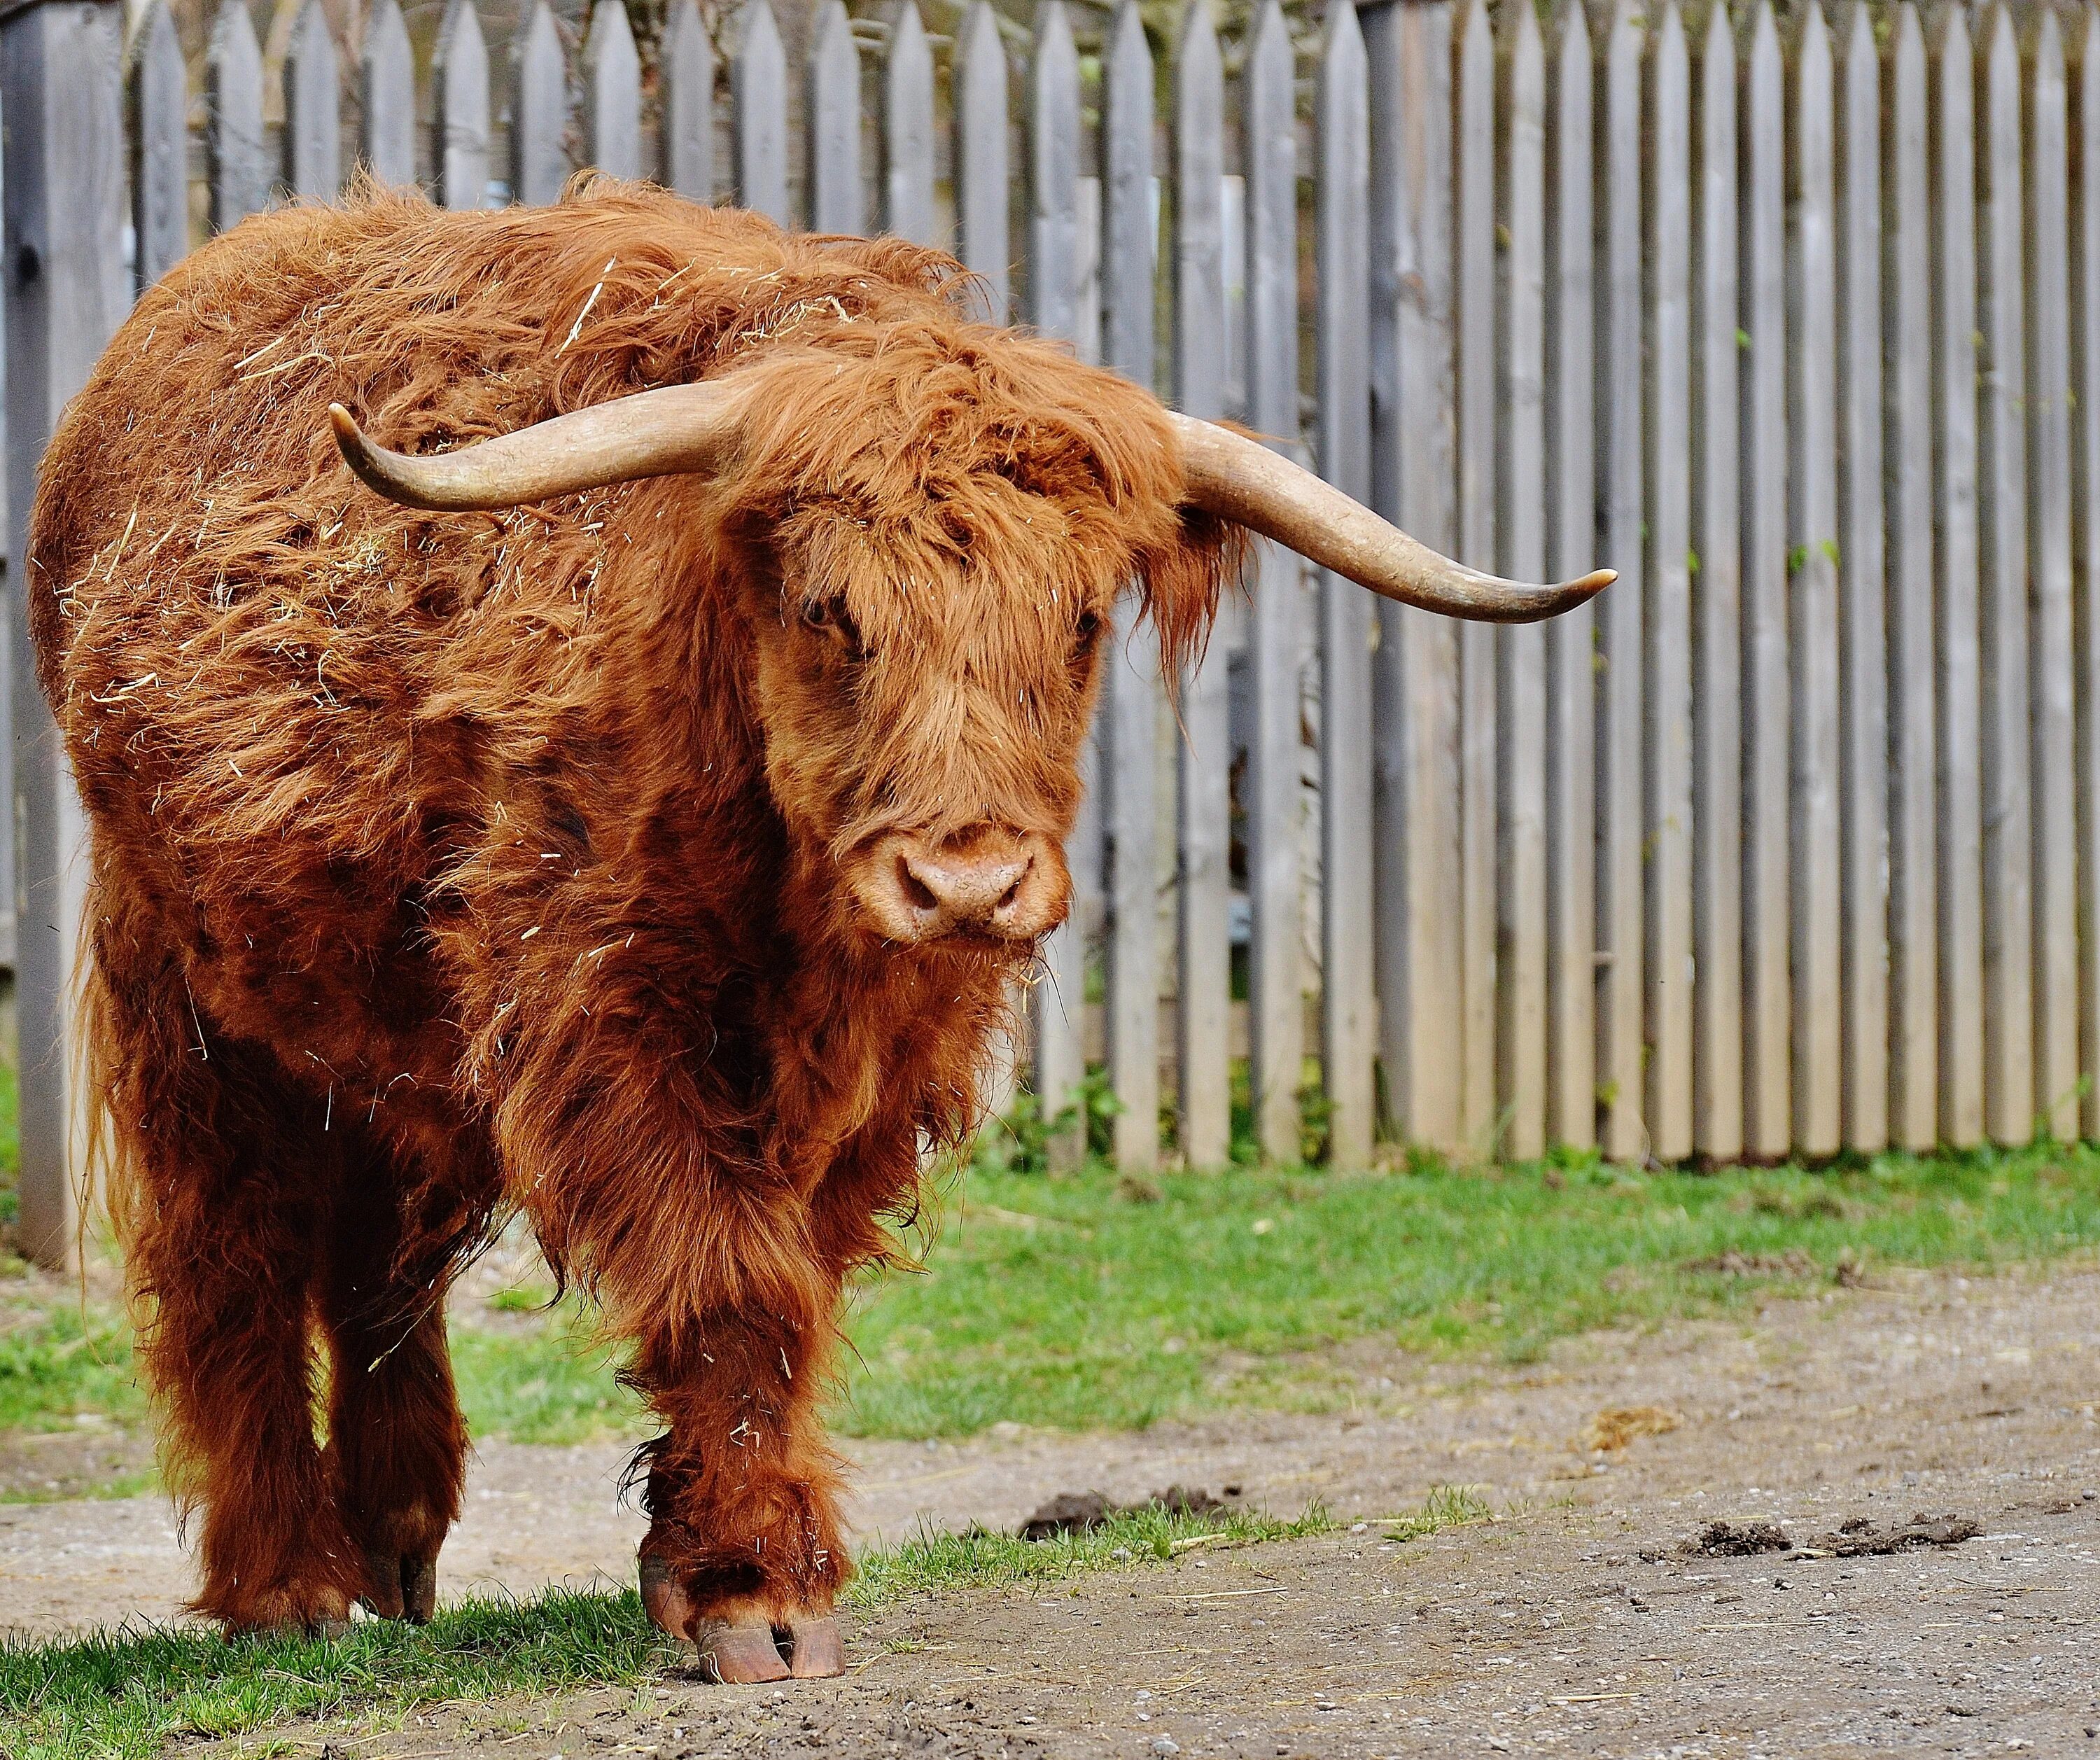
top-left (98, 944), bottom-right (364, 1631)
top-left (316, 1157), bottom-right (472, 1623)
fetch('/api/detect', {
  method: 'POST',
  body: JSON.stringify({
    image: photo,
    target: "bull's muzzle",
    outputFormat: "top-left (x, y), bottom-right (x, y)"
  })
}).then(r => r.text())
top-left (853, 826), bottom-right (1063, 945)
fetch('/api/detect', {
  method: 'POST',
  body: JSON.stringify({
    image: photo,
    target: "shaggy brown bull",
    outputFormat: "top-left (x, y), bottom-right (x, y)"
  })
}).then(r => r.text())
top-left (31, 181), bottom-right (1605, 1679)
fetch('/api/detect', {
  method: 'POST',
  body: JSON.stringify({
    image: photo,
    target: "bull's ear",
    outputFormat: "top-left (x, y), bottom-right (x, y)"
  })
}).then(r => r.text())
top-left (1138, 507), bottom-right (1254, 683)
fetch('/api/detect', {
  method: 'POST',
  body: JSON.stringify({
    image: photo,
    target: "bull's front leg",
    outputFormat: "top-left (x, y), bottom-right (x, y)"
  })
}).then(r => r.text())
top-left (628, 1295), bottom-right (849, 1681)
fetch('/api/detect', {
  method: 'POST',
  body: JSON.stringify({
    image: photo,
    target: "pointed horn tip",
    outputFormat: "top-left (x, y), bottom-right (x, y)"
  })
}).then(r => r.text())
top-left (329, 403), bottom-right (382, 484)
top-left (1575, 568), bottom-right (1616, 593)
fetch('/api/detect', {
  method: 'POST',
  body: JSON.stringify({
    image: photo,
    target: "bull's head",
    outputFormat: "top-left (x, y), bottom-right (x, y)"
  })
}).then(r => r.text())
top-left (330, 330), bottom-right (1608, 956)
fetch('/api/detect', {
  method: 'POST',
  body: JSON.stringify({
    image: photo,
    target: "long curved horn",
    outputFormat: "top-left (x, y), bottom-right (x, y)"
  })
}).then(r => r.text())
top-left (329, 377), bottom-right (758, 512)
top-left (1172, 413), bottom-right (1612, 623)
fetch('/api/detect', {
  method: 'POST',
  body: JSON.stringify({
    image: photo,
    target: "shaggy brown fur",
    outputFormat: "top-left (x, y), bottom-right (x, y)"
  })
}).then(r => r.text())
top-left (29, 181), bottom-right (1245, 1642)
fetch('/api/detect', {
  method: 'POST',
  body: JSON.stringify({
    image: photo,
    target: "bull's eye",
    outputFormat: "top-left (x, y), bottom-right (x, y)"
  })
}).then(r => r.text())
top-left (802, 594), bottom-right (865, 659)
top-left (1068, 606), bottom-right (1104, 685)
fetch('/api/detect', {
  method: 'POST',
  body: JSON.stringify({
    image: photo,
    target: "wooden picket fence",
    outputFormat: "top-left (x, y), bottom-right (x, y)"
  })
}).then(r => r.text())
top-left (13, 0), bottom-right (2100, 1253)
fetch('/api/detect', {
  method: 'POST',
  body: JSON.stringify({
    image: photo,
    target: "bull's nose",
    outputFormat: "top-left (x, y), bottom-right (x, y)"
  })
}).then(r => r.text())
top-left (855, 829), bottom-right (1066, 944)
top-left (901, 846), bottom-right (1030, 926)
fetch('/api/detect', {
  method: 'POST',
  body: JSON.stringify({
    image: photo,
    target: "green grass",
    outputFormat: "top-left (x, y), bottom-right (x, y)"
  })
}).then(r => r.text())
top-left (0, 1497), bottom-right (1348, 1760)
top-left (836, 1141), bottom-right (2100, 1436)
top-left (6, 1143), bottom-right (2100, 1462)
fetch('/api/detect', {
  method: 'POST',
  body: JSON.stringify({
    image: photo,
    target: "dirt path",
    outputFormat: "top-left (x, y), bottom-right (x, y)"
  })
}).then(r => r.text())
top-left (11, 1259), bottom-right (2100, 1753)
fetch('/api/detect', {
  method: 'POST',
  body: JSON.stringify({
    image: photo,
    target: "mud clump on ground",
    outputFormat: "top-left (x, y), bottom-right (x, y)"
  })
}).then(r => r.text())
top-left (1805, 1513), bottom-right (1983, 1556)
top-left (1018, 1483), bottom-right (1240, 1540)
top-left (1682, 1512), bottom-right (1982, 1560)
top-left (1684, 1518), bottom-right (1794, 1556)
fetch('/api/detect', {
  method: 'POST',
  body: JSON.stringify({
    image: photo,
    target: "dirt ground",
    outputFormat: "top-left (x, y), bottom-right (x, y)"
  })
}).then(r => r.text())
top-left (8, 1258), bottom-right (2100, 1754)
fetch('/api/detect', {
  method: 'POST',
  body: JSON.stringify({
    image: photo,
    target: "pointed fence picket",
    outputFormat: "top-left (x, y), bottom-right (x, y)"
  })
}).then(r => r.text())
top-left (1690, 0), bottom-right (1741, 1161)
top-left (583, 0), bottom-right (642, 182)
top-left (953, 0), bottom-right (1010, 320)
top-left (661, 0), bottom-right (713, 202)
top-left (33, 0), bottom-right (2100, 1273)
top-left (511, 0), bottom-right (568, 207)
top-left (128, 0), bottom-right (186, 289)
top-left (1645, 0), bottom-right (1693, 1165)
top-left (2029, 6), bottom-right (2080, 1143)
top-left (1100, 0), bottom-right (1159, 1175)
top-left (1885, 0), bottom-right (1937, 1153)
top-left (1790, 0), bottom-right (1842, 1160)
top-left (206, 0), bottom-right (267, 231)
top-left (735, 0), bottom-right (790, 225)
top-left (1245, 0), bottom-right (1301, 1167)
top-left (1319, 0), bottom-right (1375, 1172)
top-left (884, 1), bottom-right (937, 247)
top-left (1934, 1), bottom-right (1987, 1150)
top-left (808, 0), bottom-right (862, 235)
top-left (433, 0), bottom-right (491, 209)
top-left (1455, 0), bottom-right (1497, 1160)
top-left (1543, 0), bottom-right (1595, 1155)
top-left (1597, 0), bottom-right (1644, 1162)
top-left (282, 0), bottom-right (340, 201)
top-left (1836, 0), bottom-right (1887, 1154)
top-left (361, 0), bottom-right (415, 189)
top-left (1978, 1), bottom-right (2034, 1147)
top-left (1173, 0), bottom-right (1231, 1173)
top-left (1742, 0), bottom-right (1792, 1161)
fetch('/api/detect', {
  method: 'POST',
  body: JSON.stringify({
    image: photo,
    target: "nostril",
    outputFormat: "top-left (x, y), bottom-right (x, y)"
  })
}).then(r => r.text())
top-left (898, 857), bottom-right (940, 914)
top-left (995, 861), bottom-right (1030, 914)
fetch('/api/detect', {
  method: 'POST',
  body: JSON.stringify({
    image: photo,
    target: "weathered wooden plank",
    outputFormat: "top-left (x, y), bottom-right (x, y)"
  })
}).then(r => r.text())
top-left (432, 0), bottom-right (491, 210)
top-left (128, 0), bottom-right (188, 288)
top-left (1544, 0), bottom-right (1595, 1152)
top-left (1319, 0), bottom-right (1375, 1166)
top-left (282, 0), bottom-right (341, 201)
top-left (1028, 0), bottom-right (1086, 1167)
top-left (1885, 0), bottom-right (1938, 1150)
top-left (360, 0), bottom-right (416, 188)
top-left (1495, 0), bottom-right (1548, 1161)
top-left (807, 0), bottom-right (862, 234)
top-left (1933, 0), bottom-right (1984, 1147)
top-left (1741, 0), bottom-right (1792, 1157)
top-left (885, 1), bottom-right (937, 246)
top-left (1455, 0), bottom-right (1497, 1157)
top-left (1597, 0), bottom-right (1645, 1160)
top-left (1366, 0), bottom-right (1461, 1154)
top-left (1102, 0), bottom-right (1159, 1171)
top-left (1172, 0), bottom-right (1231, 1170)
top-left (510, 0), bottom-right (568, 207)
top-left (583, 0), bottom-right (641, 180)
top-left (953, 0), bottom-right (1011, 319)
top-left (206, 0), bottom-right (268, 232)
top-left (1977, 0), bottom-right (2034, 1145)
top-left (1835, 0), bottom-right (1888, 1152)
top-left (1245, 0), bottom-right (1302, 1164)
top-left (4, 0), bottom-right (130, 1269)
top-left (1789, 0), bottom-right (1841, 1159)
top-left (2078, 1), bottom-right (2100, 1141)
top-left (1690, 0), bottom-right (1741, 1161)
top-left (2029, 4), bottom-right (2079, 1139)
top-left (734, 0), bottom-right (790, 225)
top-left (660, 0), bottom-right (713, 202)
top-left (1644, 0), bottom-right (1693, 1163)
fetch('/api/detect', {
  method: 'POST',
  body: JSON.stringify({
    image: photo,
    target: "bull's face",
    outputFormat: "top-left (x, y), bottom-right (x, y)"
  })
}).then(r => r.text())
top-left (739, 496), bottom-right (1132, 951)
